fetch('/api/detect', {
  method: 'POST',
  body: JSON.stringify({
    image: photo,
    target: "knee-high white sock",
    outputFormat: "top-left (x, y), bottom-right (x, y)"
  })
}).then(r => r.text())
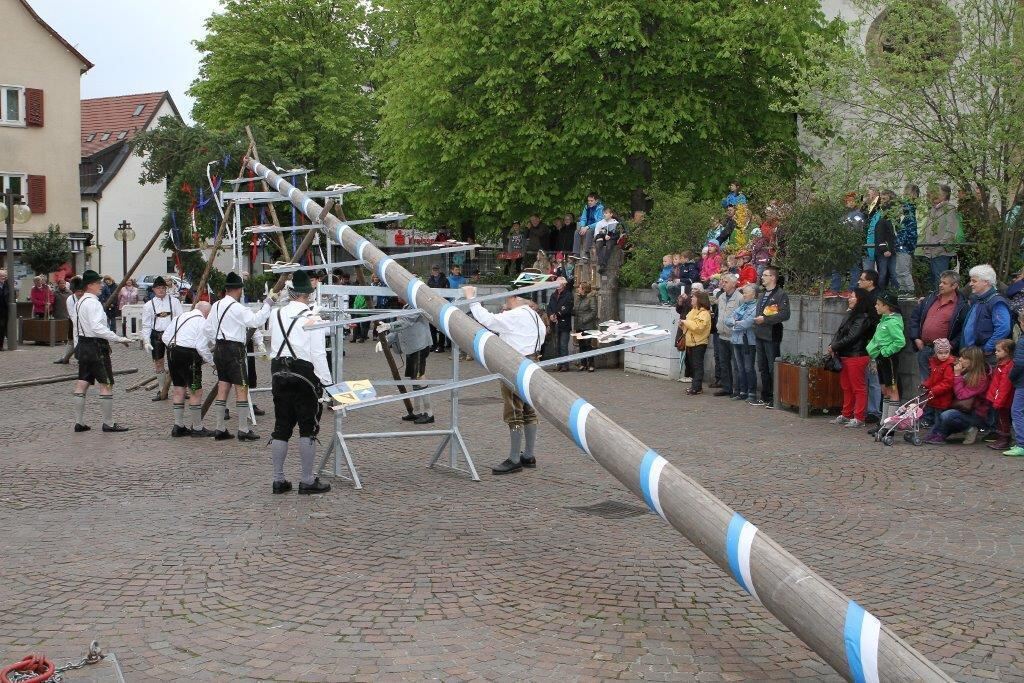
top-left (523, 423), bottom-right (537, 460)
top-left (190, 405), bottom-right (203, 429)
top-left (421, 395), bottom-right (432, 417)
top-left (99, 395), bottom-right (113, 426)
top-left (172, 402), bottom-right (185, 427)
top-left (74, 392), bottom-right (86, 425)
top-left (237, 401), bottom-right (250, 432)
top-left (299, 437), bottom-right (316, 485)
top-left (507, 427), bottom-right (522, 464)
top-left (271, 439), bottom-right (288, 482)
top-left (214, 400), bottom-right (227, 431)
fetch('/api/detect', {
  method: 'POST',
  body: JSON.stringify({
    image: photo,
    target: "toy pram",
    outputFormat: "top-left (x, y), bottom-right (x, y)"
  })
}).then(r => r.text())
top-left (874, 390), bottom-right (932, 446)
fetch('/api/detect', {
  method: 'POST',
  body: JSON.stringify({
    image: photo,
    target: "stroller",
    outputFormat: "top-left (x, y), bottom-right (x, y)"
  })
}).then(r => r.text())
top-left (874, 390), bottom-right (932, 446)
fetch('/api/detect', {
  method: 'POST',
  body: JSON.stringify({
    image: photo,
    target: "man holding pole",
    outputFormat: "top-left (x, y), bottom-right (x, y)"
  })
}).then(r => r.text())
top-left (163, 301), bottom-right (214, 437)
top-left (141, 277), bottom-right (183, 401)
top-left (72, 270), bottom-right (132, 433)
top-left (463, 285), bottom-right (546, 474)
top-left (204, 272), bottom-right (273, 441)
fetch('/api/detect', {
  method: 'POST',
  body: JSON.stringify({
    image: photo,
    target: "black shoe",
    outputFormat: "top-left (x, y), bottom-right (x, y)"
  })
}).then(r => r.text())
top-left (102, 423), bottom-right (129, 433)
top-left (237, 430), bottom-right (260, 441)
top-left (401, 413), bottom-right (422, 422)
top-left (865, 413), bottom-right (881, 424)
top-left (521, 456), bottom-right (537, 469)
top-left (171, 425), bottom-right (192, 437)
top-left (74, 423), bottom-right (91, 432)
top-left (252, 405), bottom-right (266, 417)
top-left (152, 394), bottom-right (166, 402)
top-left (685, 388), bottom-right (702, 395)
top-left (54, 359), bottom-right (69, 365)
top-left (708, 382), bottom-right (722, 389)
top-left (272, 480), bottom-right (293, 495)
top-left (298, 478), bottom-right (331, 495)
top-left (190, 427), bottom-right (214, 438)
top-left (491, 458), bottom-right (523, 475)
top-left (713, 390), bottom-right (731, 397)
top-left (867, 426), bottom-right (880, 437)
top-left (213, 430), bottom-right (233, 441)
top-left (414, 414), bottom-right (435, 424)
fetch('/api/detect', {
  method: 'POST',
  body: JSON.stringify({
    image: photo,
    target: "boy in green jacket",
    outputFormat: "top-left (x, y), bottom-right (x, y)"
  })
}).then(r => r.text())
top-left (866, 290), bottom-right (905, 402)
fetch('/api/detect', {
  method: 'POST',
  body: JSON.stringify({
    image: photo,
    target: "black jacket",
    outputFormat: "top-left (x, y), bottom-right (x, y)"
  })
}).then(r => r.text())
top-left (754, 287), bottom-right (790, 342)
top-left (830, 312), bottom-right (870, 357)
top-left (547, 287), bottom-right (574, 332)
top-left (873, 213), bottom-right (896, 254)
top-left (0, 281), bottom-right (8, 312)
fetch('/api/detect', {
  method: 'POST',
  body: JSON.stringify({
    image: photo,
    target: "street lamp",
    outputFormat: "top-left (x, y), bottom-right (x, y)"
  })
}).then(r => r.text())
top-left (113, 219), bottom-right (135, 281)
top-left (3, 190), bottom-right (32, 351)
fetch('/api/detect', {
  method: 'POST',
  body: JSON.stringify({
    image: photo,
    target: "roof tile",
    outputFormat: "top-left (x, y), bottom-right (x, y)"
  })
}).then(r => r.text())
top-left (81, 92), bottom-right (170, 156)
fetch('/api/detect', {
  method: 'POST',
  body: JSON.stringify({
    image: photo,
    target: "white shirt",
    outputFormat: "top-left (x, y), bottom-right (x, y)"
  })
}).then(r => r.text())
top-left (204, 293), bottom-right (272, 344)
top-left (269, 301), bottom-right (332, 386)
top-left (594, 217), bottom-right (619, 237)
top-left (469, 302), bottom-right (546, 356)
top-left (162, 310), bottom-right (214, 365)
top-left (141, 294), bottom-right (183, 339)
top-left (75, 293), bottom-right (123, 343)
top-left (67, 293), bottom-right (80, 345)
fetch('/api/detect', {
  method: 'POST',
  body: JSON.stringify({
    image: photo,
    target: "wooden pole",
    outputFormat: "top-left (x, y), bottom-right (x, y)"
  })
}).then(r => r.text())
top-left (380, 336), bottom-right (415, 416)
top-left (101, 226), bottom-right (164, 310)
top-left (193, 143), bottom-right (254, 299)
top-left (248, 159), bottom-right (951, 683)
top-left (0, 368), bottom-right (137, 392)
top-left (244, 126), bottom-right (291, 262)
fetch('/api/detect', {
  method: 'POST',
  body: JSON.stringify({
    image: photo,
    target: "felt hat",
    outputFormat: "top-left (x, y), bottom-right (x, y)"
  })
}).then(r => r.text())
top-left (224, 272), bottom-right (244, 289)
top-left (291, 269), bottom-right (314, 294)
top-left (152, 276), bottom-right (167, 288)
top-left (70, 276), bottom-right (84, 292)
top-left (81, 270), bottom-right (101, 286)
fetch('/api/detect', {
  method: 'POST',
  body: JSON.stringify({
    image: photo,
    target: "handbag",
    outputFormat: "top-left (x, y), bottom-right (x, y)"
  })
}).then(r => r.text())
top-left (951, 397), bottom-right (975, 412)
top-left (675, 329), bottom-right (687, 352)
top-left (823, 353), bottom-right (842, 373)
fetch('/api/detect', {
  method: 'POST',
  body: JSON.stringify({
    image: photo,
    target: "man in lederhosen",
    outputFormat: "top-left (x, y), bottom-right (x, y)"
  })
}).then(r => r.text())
top-left (377, 296), bottom-right (434, 424)
top-left (463, 284), bottom-right (546, 474)
top-left (204, 272), bottom-right (273, 441)
top-left (163, 301), bottom-right (214, 437)
top-left (141, 276), bottom-right (184, 401)
top-left (267, 270), bottom-right (332, 495)
top-left (55, 276), bottom-right (84, 364)
top-left (72, 270), bottom-right (132, 433)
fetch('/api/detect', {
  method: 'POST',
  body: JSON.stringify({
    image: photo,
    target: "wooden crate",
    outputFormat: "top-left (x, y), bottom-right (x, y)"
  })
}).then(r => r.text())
top-left (774, 360), bottom-right (844, 418)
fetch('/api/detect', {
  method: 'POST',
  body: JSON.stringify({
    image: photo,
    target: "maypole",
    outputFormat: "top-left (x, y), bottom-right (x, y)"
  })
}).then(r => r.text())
top-left (247, 158), bottom-right (951, 683)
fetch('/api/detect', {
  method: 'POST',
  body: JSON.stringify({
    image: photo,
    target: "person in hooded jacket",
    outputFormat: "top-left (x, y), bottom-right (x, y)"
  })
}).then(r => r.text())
top-left (827, 288), bottom-right (874, 427)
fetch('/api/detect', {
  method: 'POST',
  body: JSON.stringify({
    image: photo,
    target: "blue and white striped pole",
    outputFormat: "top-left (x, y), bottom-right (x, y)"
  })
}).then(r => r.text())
top-left (247, 158), bottom-right (950, 682)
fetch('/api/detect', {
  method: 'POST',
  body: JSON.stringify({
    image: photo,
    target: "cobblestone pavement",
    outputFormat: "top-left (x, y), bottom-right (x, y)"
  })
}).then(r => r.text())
top-left (1, 341), bottom-right (1022, 682)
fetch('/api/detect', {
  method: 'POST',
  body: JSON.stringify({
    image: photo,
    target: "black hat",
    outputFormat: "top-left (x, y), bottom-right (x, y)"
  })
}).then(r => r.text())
top-left (81, 270), bottom-right (101, 286)
top-left (70, 276), bottom-right (83, 292)
top-left (311, 269), bottom-right (327, 281)
top-left (291, 269), bottom-right (314, 294)
top-left (877, 289), bottom-right (900, 310)
top-left (152, 276), bottom-right (167, 288)
top-left (224, 272), bottom-right (244, 289)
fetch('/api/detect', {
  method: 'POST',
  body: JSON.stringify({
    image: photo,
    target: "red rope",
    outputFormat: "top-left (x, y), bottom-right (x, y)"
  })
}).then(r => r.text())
top-left (1, 654), bottom-right (55, 683)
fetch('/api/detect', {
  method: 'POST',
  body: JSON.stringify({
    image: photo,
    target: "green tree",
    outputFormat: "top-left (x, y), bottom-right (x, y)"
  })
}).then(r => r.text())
top-left (375, 0), bottom-right (838, 230)
top-left (783, 0), bottom-right (1024, 276)
top-left (190, 0), bottom-right (375, 188)
top-left (22, 224), bottom-right (72, 318)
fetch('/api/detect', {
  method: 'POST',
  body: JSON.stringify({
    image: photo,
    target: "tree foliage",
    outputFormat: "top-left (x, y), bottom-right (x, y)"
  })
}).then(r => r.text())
top-left (22, 224), bottom-right (72, 280)
top-left (189, 0), bottom-right (375, 187)
top-left (374, 0), bottom-right (839, 228)
top-left (775, 198), bottom-right (861, 292)
top-left (783, 0), bottom-right (1024, 218)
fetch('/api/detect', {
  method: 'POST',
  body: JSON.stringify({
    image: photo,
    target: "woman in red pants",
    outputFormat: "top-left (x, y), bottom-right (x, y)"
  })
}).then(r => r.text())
top-left (827, 289), bottom-right (874, 428)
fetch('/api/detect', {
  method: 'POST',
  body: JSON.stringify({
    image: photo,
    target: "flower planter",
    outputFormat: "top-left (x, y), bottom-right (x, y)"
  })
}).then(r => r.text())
top-left (20, 318), bottom-right (72, 346)
top-left (773, 360), bottom-right (844, 418)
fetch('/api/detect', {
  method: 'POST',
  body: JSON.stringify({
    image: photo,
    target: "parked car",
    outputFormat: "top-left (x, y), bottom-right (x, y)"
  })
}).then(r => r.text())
top-left (139, 274), bottom-right (191, 300)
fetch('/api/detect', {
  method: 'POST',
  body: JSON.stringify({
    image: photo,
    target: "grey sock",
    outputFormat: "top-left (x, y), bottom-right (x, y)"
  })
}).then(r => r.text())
top-left (523, 423), bottom-right (537, 460)
top-left (173, 403), bottom-right (185, 427)
top-left (507, 427), bottom-right (523, 464)
top-left (156, 371), bottom-right (166, 394)
top-left (237, 402), bottom-right (250, 432)
top-left (190, 405), bottom-right (202, 430)
top-left (74, 392), bottom-right (86, 425)
top-left (214, 400), bottom-right (226, 431)
top-left (421, 395), bottom-right (432, 417)
top-left (299, 437), bottom-right (316, 484)
top-left (271, 439), bottom-right (288, 483)
top-left (99, 395), bottom-right (113, 426)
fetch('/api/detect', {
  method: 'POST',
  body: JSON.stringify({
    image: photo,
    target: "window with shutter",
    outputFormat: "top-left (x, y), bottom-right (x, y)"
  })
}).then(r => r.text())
top-left (27, 175), bottom-right (46, 214)
top-left (24, 88), bottom-right (43, 127)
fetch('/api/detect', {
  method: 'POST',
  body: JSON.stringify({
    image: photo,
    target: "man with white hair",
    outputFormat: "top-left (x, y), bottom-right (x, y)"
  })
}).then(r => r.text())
top-left (163, 301), bottom-right (215, 437)
top-left (961, 264), bottom-right (1011, 366)
top-left (713, 273), bottom-right (742, 397)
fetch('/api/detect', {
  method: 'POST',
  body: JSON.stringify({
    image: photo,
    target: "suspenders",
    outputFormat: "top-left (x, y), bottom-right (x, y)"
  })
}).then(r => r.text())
top-left (169, 312), bottom-right (201, 347)
top-left (214, 300), bottom-right (236, 341)
top-left (275, 308), bottom-right (306, 360)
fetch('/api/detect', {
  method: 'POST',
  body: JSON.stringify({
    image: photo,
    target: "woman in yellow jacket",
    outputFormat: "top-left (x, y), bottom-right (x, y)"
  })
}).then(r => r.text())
top-left (680, 289), bottom-right (713, 395)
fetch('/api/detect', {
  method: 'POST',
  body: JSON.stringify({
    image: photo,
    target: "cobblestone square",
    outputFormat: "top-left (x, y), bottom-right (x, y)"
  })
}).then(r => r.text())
top-left (1, 343), bottom-right (1022, 682)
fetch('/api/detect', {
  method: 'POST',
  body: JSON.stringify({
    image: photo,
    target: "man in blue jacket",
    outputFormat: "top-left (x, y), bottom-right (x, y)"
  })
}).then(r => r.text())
top-left (573, 193), bottom-right (604, 261)
top-left (961, 264), bottom-right (1011, 367)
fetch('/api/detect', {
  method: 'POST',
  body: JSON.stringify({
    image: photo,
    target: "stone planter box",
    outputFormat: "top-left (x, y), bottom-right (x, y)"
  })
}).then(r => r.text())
top-left (773, 360), bottom-right (844, 418)
top-left (21, 318), bottom-right (72, 346)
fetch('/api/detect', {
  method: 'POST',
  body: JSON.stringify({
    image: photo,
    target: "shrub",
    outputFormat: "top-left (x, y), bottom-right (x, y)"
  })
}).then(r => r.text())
top-left (775, 198), bottom-right (860, 293)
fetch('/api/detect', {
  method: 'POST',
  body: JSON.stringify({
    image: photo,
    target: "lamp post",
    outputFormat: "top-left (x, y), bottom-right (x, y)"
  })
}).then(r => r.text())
top-left (2, 190), bottom-right (32, 351)
top-left (113, 219), bottom-right (135, 281)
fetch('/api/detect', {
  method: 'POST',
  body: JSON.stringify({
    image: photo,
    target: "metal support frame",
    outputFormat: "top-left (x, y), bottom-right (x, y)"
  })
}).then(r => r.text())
top-left (247, 158), bottom-right (951, 682)
top-left (268, 243), bottom-right (478, 274)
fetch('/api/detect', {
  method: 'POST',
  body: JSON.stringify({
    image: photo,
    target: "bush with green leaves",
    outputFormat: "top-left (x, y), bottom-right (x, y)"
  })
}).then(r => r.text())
top-left (22, 224), bottom-right (72, 280)
top-left (619, 188), bottom-right (718, 289)
top-left (775, 198), bottom-right (861, 293)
